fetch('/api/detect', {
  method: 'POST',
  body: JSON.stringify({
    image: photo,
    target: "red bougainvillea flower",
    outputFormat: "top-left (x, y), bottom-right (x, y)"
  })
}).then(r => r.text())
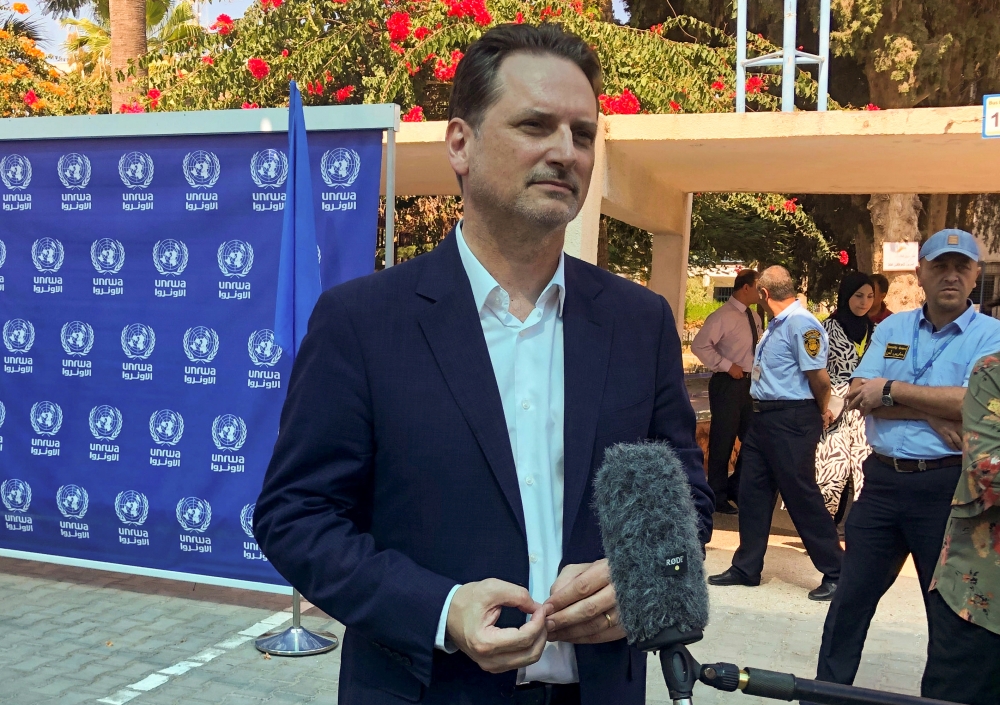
top-left (768, 204), bottom-right (775, 211)
top-left (649, 24), bottom-right (663, 34)
top-left (443, 0), bottom-right (491, 24)
top-left (201, 55), bottom-right (214, 64)
top-left (335, 85), bottom-right (355, 102)
top-left (413, 26), bottom-right (430, 40)
top-left (864, 103), bottom-right (880, 111)
top-left (247, 58), bottom-right (270, 80)
top-left (260, 0), bottom-right (282, 9)
top-left (281, 49), bottom-right (289, 57)
top-left (839, 250), bottom-right (849, 266)
top-left (669, 100), bottom-right (681, 112)
top-left (119, 102), bottom-right (145, 114)
top-left (147, 88), bottom-right (161, 109)
top-left (514, 11), bottom-right (524, 23)
top-left (745, 75), bottom-right (765, 94)
top-left (22, 89), bottom-right (38, 106)
top-left (242, 101), bottom-right (260, 109)
top-left (570, 0), bottom-right (583, 13)
top-left (389, 42), bottom-right (405, 55)
top-left (711, 77), bottom-right (725, 92)
top-left (599, 89), bottom-right (640, 115)
top-left (12, 3), bottom-right (28, 13)
top-left (539, 5), bottom-right (562, 20)
top-left (211, 13), bottom-right (234, 34)
top-left (401, 105), bottom-right (425, 122)
top-left (783, 198), bottom-right (798, 213)
top-left (306, 80), bottom-right (324, 95)
top-left (433, 50), bottom-right (463, 82)
top-left (387, 11), bottom-right (411, 42)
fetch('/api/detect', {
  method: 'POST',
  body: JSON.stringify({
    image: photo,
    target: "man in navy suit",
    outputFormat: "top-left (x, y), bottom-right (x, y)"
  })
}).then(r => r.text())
top-left (254, 23), bottom-right (713, 705)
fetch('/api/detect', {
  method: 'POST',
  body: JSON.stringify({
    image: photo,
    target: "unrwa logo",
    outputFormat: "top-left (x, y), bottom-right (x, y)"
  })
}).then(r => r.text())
top-left (91, 238), bottom-right (125, 275)
top-left (152, 239), bottom-right (188, 276)
top-left (1, 479), bottom-right (31, 512)
top-left (176, 496), bottom-right (211, 532)
top-left (30, 401), bottom-right (62, 436)
top-left (32, 238), bottom-right (64, 273)
top-left (212, 414), bottom-right (247, 451)
top-left (121, 323), bottom-right (155, 360)
top-left (56, 485), bottom-right (89, 519)
top-left (61, 321), bottom-right (94, 357)
top-left (183, 150), bottom-right (221, 189)
top-left (321, 148), bottom-right (361, 188)
top-left (182, 326), bottom-right (219, 363)
top-left (58, 153), bottom-right (91, 190)
top-left (240, 503), bottom-right (256, 538)
top-left (248, 329), bottom-right (282, 367)
top-left (119, 151), bottom-right (154, 189)
top-left (149, 409), bottom-right (183, 446)
top-left (3, 318), bottom-right (35, 353)
top-left (89, 405), bottom-right (123, 441)
top-left (0, 154), bottom-right (31, 190)
top-left (115, 490), bottom-right (149, 526)
top-left (250, 149), bottom-right (287, 188)
top-left (217, 240), bottom-right (253, 277)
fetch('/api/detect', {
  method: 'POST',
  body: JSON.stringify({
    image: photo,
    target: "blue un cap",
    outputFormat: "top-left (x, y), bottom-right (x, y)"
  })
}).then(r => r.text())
top-left (919, 229), bottom-right (981, 263)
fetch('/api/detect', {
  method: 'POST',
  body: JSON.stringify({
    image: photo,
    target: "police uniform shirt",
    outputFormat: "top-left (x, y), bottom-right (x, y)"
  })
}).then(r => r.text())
top-left (852, 303), bottom-right (1000, 460)
top-left (750, 300), bottom-right (829, 401)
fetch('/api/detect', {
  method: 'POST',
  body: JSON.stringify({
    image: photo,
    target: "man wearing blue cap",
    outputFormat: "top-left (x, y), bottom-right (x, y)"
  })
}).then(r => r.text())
top-left (813, 229), bottom-right (1000, 691)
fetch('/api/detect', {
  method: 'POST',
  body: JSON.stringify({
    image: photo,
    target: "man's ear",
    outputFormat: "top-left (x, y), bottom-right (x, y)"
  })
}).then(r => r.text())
top-left (446, 117), bottom-right (473, 185)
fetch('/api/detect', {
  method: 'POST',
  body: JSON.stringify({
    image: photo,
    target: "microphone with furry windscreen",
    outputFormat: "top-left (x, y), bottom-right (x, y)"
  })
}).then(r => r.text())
top-left (594, 442), bottom-right (961, 705)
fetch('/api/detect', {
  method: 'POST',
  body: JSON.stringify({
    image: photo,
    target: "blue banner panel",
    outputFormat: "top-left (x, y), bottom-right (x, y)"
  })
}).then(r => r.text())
top-left (0, 128), bottom-right (383, 586)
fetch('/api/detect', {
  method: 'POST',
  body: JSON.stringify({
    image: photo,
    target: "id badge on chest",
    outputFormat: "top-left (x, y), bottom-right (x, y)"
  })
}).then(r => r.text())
top-left (751, 363), bottom-right (762, 382)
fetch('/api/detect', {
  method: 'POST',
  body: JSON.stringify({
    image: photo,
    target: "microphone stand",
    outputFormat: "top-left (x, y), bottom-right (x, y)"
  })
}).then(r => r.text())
top-left (638, 627), bottom-right (961, 705)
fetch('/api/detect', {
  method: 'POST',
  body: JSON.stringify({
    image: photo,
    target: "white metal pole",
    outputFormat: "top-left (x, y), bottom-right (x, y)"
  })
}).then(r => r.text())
top-left (736, 0), bottom-right (748, 113)
top-left (817, 0), bottom-right (831, 111)
top-left (781, 0), bottom-right (797, 112)
top-left (292, 588), bottom-right (302, 628)
top-left (385, 127), bottom-right (396, 269)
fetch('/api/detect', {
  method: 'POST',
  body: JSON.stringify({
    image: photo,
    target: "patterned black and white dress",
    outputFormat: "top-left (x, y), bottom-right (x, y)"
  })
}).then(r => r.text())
top-left (814, 317), bottom-right (870, 515)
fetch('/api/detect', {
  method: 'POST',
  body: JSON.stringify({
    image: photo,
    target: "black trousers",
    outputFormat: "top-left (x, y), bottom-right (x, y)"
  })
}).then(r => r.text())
top-left (731, 405), bottom-right (843, 583)
top-left (707, 373), bottom-right (753, 506)
top-left (922, 590), bottom-right (1000, 705)
top-left (815, 454), bottom-right (961, 685)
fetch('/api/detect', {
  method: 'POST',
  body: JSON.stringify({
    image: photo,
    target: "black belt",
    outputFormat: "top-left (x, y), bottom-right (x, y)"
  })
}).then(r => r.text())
top-left (751, 399), bottom-right (814, 413)
top-left (873, 452), bottom-right (962, 473)
top-left (512, 682), bottom-right (580, 705)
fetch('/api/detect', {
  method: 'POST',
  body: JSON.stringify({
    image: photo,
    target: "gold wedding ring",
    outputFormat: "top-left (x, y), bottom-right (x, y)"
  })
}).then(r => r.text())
top-left (605, 613), bottom-right (613, 629)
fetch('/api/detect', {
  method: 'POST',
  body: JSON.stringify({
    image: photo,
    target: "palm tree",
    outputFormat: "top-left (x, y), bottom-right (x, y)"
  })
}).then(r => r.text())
top-left (63, 0), bottom-right (198, 84)
top-left (41, 0), bottom-right (173, 109)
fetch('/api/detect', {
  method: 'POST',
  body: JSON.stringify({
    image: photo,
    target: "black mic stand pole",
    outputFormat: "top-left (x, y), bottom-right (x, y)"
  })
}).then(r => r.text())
top-left (638, 627), bottom-right (962, 705)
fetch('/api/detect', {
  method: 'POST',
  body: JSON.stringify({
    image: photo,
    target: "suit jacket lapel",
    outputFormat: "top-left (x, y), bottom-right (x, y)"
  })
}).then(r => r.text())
top-left (562, 259), bottom-right (614, 549)
top-left (416, 234), bottom-right (526, 537)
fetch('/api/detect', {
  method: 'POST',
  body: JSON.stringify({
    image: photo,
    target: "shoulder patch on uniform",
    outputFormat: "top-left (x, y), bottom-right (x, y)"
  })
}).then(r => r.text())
top-left (884, 343), bottom-right (909, 360)
top-left (803, 329), bottom-right (822, 358)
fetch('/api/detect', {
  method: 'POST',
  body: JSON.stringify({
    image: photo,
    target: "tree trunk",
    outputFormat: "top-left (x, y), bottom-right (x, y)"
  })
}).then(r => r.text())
top-left (925, 193), bottom-right (949, 236)
top-left (597, 217), bottom-right (609, 269)
top-left (854, 222), bottom-right (873, 274)
top-left (109, 0), bottom-right (147, 111)
top-left (868, 193), bottom-right (924, 312)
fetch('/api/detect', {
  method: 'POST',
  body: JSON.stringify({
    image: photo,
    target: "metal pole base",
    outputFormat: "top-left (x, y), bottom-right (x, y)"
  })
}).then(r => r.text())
top-left (254, 626), bottom-right (339, 657)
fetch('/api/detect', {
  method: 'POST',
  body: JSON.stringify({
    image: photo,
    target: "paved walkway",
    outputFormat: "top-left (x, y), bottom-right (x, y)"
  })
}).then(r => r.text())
top-left (0, 527), bottom-right (928, 705)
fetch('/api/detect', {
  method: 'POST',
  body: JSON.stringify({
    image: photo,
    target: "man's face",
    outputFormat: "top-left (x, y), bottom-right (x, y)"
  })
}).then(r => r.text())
top-left (743, 281), bottom-right (762, 306)
top-left (871, 282), bottom-right (886, 310)
top-left (916, 253), bottom-right (980, 312)
top-left (450, 52), bottom-right (599, 229)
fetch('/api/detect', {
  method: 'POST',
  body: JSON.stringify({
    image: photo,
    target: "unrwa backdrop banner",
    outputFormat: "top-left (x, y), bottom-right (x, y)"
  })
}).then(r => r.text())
top-left (0, 127), bottom-right (382, 586)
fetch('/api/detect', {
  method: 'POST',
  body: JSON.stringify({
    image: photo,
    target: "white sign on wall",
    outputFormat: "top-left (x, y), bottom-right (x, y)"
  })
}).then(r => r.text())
top-left (883, 241), bottom-right (919, 271)
top-left (984, 94), bottom-right (1000, 138)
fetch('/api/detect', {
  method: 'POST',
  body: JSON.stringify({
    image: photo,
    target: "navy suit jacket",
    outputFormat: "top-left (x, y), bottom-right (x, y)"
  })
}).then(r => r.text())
top-left (254, 231), bottom-right (713, 705)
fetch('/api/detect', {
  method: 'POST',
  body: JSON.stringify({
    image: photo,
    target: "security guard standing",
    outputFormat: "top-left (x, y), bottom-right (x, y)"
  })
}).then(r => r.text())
top-left (709, 265), bottom-right (844, 600)
top-left (814, 230), bottom-right (1000, 689)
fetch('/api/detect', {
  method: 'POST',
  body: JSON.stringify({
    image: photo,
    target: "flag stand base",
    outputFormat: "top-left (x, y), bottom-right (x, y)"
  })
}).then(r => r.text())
top-left (255, 589), bottom-right (339, 657)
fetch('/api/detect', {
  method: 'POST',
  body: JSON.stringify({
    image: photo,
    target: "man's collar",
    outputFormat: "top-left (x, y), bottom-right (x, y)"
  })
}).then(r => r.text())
top-left (455, 220), bottom-right (566, 316)
top-left (918, 300), bottom-right (976, 332)
top-left (773, 299), bottom-right (802, 321)
top-left (727, 296), bottom-right (748, 313)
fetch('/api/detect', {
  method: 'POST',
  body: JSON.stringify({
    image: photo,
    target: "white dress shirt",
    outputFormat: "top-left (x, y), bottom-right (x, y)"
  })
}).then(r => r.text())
top-left (691, 296), bottom-right (762, 373)
top-left (433, 222), bottom-right (578, 685)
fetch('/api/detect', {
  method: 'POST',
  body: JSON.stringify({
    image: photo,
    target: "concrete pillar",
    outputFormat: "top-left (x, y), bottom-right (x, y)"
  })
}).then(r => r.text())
top-left (648, 192), bottom-right (694, 332)
top-left (563, 116), bottom-right (606, 264)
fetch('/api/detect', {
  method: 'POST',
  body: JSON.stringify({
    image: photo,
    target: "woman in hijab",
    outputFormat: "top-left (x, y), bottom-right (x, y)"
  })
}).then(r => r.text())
top-left (815, 272), bottom-right (876, 531)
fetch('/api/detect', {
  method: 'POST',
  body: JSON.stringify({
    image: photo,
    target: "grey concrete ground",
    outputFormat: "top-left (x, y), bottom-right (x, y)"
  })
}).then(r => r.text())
top-left (0, 527), bottom-right (928, 705)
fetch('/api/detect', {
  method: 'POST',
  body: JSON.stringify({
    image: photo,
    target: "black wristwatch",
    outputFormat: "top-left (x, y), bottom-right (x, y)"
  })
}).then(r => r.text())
top-left (881, 380), bottom-right (895, 407)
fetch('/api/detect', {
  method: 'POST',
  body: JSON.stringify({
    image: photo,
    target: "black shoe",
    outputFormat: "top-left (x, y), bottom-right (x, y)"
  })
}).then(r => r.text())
top-left (808, 580), bottom-right (838, 601)
top-left (714, 500), bottom-right (738, 515)
top-left (707, 568), bottom-right (759, 587)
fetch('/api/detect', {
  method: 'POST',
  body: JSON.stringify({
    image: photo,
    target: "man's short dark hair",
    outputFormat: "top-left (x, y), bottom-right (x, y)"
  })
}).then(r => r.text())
top-left (757, 265), bottom-right (797, 301)
top-left (733, 269), bottom-right (758, 291)
top-left (448, 23), bottom-right (603, 131)
top-left (871, 273), bottom-right (889, 294)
